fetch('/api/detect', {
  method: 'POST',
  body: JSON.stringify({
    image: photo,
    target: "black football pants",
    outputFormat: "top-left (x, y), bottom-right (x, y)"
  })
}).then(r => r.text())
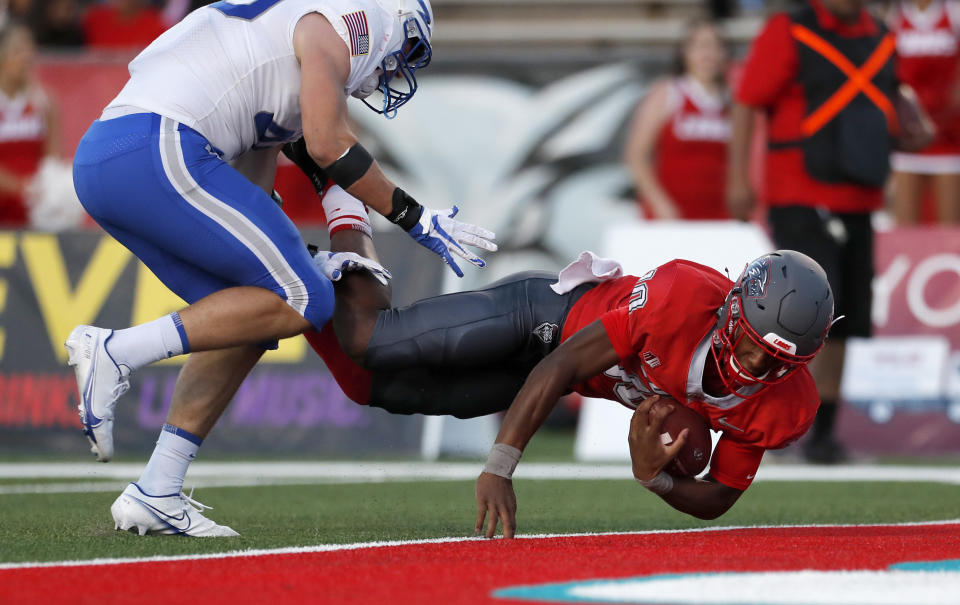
top-left (363, 271), bottom-right (594, 418)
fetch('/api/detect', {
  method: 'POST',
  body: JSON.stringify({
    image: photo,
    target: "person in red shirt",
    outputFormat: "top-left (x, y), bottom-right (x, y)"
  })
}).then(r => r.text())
top-left (728, 0), bottom-right (909, 464)
top-left (624, 20), bottom-right (730, 220)
top-left (0, 23), bottom-right (60, 227)
top-left (888, 0), bottom-right (960, 224)
top-left (82, 0), bottom-right (166, 51)
top-left (295, 209), bottom-right (833, 536)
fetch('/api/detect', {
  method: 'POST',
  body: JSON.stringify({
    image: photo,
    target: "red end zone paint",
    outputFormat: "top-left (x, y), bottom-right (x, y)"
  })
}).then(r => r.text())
top-left (3, 523), bottom-right (959, 605)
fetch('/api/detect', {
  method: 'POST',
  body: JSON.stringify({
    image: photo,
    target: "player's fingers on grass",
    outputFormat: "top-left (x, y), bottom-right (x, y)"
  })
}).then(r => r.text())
top-left (485, 505), bottom-right (500, 538)
top-left (475, 506), bottom-right (486, 535)
top-left (501, 510), bottom-right (516, 539)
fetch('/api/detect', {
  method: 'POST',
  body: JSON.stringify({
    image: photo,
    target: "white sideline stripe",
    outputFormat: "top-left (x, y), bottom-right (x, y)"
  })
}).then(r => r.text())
top-left (2, 462), bottom-right (960, 487)
top-left (1, 519), bottom-right (957, 571)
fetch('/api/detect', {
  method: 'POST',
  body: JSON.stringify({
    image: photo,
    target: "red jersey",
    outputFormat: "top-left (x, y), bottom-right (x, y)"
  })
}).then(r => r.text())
top-left (0, 87), bottom-right (48, 226)
top-left (890, 1), bottom-right (960, 153)
top-left (651, 77), bottom-right (730, 220)
top-left (736, 1), bottom-right (887, 212)
top-left (561, 260), bottom-right (820, 491)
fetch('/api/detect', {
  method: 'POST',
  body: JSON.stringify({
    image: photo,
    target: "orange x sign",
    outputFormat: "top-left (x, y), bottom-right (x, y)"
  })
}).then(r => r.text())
top-left (790, 24), bottom-right (898, 137)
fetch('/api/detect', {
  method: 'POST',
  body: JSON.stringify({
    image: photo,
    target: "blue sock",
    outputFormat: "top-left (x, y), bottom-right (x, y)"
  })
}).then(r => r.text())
top-left (136, 423), bottom-right (202, 496)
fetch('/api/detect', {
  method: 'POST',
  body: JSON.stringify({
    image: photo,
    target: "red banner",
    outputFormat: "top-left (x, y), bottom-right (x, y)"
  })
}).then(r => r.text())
top-left (873, 227), bottom-right (960, 347)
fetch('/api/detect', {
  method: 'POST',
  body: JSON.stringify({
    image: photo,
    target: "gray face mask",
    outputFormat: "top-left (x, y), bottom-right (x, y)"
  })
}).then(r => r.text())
top-left (351, 69), bottom-right (382, 100)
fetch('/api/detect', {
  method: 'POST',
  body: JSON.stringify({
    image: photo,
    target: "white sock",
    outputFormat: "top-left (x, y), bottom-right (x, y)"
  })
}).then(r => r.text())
top-left (106, 312), bottom-right (189, 374)
top-left (323, 185), bottom-right (372, 238)
top-left (136, 424), bottom-right (202, 496)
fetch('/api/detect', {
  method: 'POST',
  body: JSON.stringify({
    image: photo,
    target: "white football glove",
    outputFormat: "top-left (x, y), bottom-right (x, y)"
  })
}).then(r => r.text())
top-left (406, 206), bottom-right (498, 277)
top-left (315, 251), bottom-right (392, 285)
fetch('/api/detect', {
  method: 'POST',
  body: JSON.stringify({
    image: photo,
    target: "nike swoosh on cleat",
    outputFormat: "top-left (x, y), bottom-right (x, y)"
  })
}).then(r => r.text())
top-left (81, 342), bottom-right (104, 429)
top-left (133, 498), bottom-right (193, 532)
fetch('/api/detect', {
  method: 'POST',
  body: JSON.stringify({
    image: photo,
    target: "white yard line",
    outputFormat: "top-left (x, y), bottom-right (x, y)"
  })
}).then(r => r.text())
top-left (1, 461), bottom-right (960, 495)
top-left (1, 519), bottom-right (957, 571)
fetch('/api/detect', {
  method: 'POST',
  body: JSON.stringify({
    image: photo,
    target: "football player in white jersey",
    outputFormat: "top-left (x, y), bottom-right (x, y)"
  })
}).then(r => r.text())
top-left (67, 0), bottom-right (495, 536)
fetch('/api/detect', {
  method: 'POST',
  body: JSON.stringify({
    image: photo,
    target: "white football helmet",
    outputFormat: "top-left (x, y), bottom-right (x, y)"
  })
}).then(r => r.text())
top-left (362, 0), bottom-right (433, 118)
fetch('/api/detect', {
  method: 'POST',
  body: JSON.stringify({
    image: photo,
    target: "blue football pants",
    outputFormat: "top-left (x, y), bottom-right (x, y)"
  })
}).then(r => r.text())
top-left (72, 112), bottom-right (333, 330)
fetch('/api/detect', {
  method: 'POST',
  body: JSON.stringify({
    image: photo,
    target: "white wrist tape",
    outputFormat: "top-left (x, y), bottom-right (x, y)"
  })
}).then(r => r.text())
top-left (483, 443), bottom-right (522, 479)
top-left (637, 471), bottom-right (675, 495)
top-left (323, 185), bottom-right (372, 238)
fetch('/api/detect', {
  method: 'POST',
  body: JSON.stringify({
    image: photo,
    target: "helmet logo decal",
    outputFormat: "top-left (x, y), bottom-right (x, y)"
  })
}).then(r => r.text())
top-left (763, 332), bottom-right (798, 355)
top-left (742, 259), bottom-right (770, 298)
top-left (341, 11), bottom-right (370, 56)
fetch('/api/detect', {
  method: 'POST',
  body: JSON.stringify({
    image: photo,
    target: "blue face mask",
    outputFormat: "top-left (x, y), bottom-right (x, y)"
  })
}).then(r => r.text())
top-left (362, 14), bottom-right (432, 119)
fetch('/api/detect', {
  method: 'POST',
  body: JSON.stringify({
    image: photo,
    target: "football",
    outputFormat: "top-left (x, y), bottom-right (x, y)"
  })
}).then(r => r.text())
top-left (653, 397), bottom-right (712, 477)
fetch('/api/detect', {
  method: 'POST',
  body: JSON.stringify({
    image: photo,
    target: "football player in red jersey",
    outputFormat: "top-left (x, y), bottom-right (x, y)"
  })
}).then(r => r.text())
top-left (306, 204), bottom-right (834, 538)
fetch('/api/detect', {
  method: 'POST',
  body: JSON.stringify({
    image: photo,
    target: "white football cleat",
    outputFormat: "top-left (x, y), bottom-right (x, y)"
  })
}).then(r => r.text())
top-left (65, 325), bottom-right (130, 462)
top-left (111, 483), bottom-right (240, 537)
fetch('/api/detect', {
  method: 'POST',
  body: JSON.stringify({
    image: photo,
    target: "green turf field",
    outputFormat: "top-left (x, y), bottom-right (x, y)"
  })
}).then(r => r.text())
top-left (2, 477), bottom-right (959, 564)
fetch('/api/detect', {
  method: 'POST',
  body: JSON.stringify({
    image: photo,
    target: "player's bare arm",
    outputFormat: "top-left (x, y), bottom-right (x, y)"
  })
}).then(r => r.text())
top-left (475, 320), bottom-right (620, 539)
top-left (726, 101), bottom-right (756, 221)
top-left (662, 475), bottom-right (743, 520)
top-left (294, 13), bottom-right (395, 218)
top-left (624, 79), bottom-right (680, 219)
top-left (893, 83), bottom-right (936, 152)
top-left (627, 395), bottom-right (743, 520)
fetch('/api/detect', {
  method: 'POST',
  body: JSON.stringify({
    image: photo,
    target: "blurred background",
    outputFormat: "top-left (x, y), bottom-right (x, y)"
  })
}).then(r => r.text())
top-left (0, 0), bottom-right (958, 468)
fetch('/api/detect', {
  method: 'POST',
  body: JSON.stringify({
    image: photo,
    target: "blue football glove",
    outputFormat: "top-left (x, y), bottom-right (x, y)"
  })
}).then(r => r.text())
top-left (315, 251), bottom-right (392, 286)
top-left (407, 206), bottom-right (497, 277)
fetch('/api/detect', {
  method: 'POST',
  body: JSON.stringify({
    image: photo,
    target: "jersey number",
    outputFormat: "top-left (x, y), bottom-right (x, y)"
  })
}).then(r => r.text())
top-left (254, 111), bottom-right (296, 148)
top-left (210, 0), bottom-right (282, 20)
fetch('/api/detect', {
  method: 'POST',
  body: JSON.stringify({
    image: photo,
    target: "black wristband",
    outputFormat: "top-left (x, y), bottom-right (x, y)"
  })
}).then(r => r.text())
top-left (386, 188), bottom-right (423, 231)
top-left (281, 138), bottom-right (327, 197)
top-left (325, 143), bottom-right (374, 190)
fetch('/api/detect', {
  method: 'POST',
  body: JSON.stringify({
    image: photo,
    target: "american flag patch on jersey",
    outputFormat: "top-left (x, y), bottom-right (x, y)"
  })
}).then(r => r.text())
top-left (342, 11), bottom-right (369, 56)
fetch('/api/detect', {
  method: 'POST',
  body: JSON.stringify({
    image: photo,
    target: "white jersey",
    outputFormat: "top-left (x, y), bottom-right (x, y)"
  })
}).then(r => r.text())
top-left (107, 0), bottom-right (399, 161)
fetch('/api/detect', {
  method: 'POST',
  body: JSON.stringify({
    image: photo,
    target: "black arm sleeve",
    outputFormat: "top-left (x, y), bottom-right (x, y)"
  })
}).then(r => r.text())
top-left (281, 137), bottom-right (328, 197)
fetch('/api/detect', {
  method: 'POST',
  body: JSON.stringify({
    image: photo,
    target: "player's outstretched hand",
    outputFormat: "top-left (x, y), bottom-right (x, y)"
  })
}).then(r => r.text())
top-left (314, 251), bottom-right (392, 285)
top-left (628, 395), bottom-right (688, 481)
top-left (407, 206), bottom-right (497, 277)
top-left (475, 471), bottom-right (517, 539)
